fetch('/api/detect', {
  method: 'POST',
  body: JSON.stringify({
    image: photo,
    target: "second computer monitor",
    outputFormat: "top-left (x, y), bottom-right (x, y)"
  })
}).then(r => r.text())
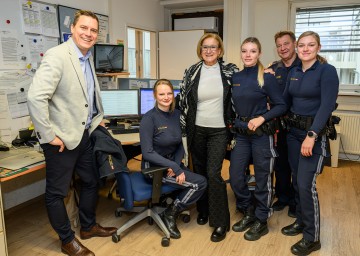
top-left (101, 89), bottom-right (139, 118)
top-left (140, 88), bottom-right (180, 115)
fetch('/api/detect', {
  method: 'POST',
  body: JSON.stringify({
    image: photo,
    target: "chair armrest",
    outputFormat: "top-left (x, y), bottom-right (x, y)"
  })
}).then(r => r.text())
top-left (141, 166), bottom-right (168, 175)
top-left (141, 166), bottom-right (168, 204)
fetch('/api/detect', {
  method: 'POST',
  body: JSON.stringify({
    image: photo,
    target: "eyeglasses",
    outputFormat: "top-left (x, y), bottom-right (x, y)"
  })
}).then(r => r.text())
top-left (201, 45), bottom-right (219, 52)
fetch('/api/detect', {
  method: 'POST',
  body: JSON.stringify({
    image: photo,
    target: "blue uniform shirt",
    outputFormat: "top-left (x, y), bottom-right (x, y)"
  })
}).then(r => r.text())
top-left (269, 55), bottom-right (302, 93)
top-left (232, 65), bottom-right (287, 123)
top-left (283, 60), bottom-right (339, 134)
top-left (140, 107), bottom-right (184, 175)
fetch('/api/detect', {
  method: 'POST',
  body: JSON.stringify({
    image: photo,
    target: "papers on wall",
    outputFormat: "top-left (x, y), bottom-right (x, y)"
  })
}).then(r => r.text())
top-left (26, 35), bottom-right (58, 70)
top-left (20, 1), bottom-right (59, 38)
top-left (97, 15), bottom-right (109, 43)
top-left (20, 0), bottom-right (42, 34)
top-left (0, 71), bottom-right (32, 144)
top-left (0, 29), bottom-right (27, 69)
top-left (39, 4), bottom-right (59, 38)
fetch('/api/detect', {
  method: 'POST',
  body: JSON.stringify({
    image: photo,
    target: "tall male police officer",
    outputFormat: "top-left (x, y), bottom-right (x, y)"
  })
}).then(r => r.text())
top-left (267, 31), bottom-right (301, 218)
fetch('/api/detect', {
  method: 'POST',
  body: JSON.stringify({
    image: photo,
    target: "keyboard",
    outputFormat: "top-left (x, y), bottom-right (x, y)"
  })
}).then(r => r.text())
top-left (111, 128), bottom-right (139, 134)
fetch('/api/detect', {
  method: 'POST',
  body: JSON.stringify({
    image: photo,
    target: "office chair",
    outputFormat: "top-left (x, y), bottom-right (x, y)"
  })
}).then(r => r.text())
top-left (112, 166), bottom-right (190, 247)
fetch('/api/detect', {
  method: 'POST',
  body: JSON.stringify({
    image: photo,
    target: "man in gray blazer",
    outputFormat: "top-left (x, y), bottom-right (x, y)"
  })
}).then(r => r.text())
top-left (28, 10), bottom-right (116, 256)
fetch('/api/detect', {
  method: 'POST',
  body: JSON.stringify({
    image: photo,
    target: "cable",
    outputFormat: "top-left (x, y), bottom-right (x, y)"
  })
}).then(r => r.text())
top-left (339, 136), bottom-right (360, 161)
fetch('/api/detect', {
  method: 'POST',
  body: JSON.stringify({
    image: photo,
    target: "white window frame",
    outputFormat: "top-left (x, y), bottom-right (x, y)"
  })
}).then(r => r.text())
top-left (289, 0), bottom-right (360, 91)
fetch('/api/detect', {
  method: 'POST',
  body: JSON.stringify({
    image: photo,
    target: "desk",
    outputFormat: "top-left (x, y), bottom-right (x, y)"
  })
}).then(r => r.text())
top-left (0, 148), bottom-right (45, 256)
top-left (0, 132), bottom-right (140, 256)
top-left (96, 72), bottom-right (130, 82)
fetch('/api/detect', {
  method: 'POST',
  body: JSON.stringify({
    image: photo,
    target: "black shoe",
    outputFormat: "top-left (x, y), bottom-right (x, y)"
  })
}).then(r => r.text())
top-left (272, 200), bottom-right (287, 211)
top-left (288, 205), bottom-right (296, 218)
top-left (232, 214), bottom-right (256, 232)
top-left (281, 221), bottom-right (304, 236)
top-left (244, 220), bottom-right (269, 241)
top-left (210, 226), bottom-right (229, 242)
top-left (291, 238), bottom-right (321, 255)
top-left (161, 205), bottom-right (181, 239)
top-left (196, 213), bottom-right (208, 225)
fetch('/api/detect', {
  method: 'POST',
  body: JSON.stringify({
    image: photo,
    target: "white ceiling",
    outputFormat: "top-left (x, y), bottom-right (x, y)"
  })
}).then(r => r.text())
top-left (159, 0), bottom-right (224, 9)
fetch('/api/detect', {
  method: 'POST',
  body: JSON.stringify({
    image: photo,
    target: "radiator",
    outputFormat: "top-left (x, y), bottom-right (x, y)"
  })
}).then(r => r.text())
top-left (335, 112), bottom-right (360, 155)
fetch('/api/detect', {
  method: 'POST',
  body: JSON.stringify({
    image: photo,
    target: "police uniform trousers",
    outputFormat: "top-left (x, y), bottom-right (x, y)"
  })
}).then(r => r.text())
top-left (229, 133), bottom-right (276, 222)
top-left (41, 130), bottom-right (98, 244)
top-left (162, 167), bottom-right (207, 212)
top-left (274, 128), bottom-right (295, 206)
top-left (190, 125), bottom-right (230, 228)
top-left (287, 127), bottom-right (328, 242)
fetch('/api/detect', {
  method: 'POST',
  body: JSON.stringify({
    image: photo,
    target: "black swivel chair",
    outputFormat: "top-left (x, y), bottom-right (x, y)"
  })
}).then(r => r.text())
top-left (112, 166), bottom-right (190, 247)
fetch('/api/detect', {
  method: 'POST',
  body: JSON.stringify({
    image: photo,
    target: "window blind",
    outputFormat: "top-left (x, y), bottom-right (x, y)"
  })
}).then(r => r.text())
top-left (295, 5), bottom-right (360, 52)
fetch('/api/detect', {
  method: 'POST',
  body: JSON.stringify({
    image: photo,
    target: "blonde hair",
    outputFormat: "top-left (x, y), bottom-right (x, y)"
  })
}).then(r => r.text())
top-left (196, 33), bottom-right (224, 60)
top-left (153, 79), bottom-right (176, 112)
top-left (297, 31), bottom-right (327, 64)
top-left (241, 37), bottom-right (264, 87)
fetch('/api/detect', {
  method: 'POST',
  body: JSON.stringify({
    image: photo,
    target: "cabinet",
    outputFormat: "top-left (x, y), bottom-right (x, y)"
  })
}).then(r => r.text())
top-left (97, 72), bottom-right (130, 90)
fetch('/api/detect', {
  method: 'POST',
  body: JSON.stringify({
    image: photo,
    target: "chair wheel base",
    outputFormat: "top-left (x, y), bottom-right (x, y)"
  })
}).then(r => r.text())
top-left (161, 237), bottom-right (170, 247)
top-left (112, 234), bottom-right (120, 243)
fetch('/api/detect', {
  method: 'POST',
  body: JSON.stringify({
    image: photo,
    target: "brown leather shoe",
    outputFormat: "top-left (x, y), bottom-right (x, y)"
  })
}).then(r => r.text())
top-left (80, 223), bottom-right (117, 240)
top-left (61, 237), bottom-right (94, 256)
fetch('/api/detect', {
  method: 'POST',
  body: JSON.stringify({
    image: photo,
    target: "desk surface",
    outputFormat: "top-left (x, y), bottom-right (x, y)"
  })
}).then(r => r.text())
top-left (0, 148), bottom-right (45, 182)
top-left (0, 132), bottom-right (140, 182)
top-left (96, 72), bottom-right (130, 77)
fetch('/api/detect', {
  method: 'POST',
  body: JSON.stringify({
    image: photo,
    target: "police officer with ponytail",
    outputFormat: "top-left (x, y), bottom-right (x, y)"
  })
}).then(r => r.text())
top-left (229, 37), bottom-right (286, 241)
top-left (282, 31), bottom-right (339, 255)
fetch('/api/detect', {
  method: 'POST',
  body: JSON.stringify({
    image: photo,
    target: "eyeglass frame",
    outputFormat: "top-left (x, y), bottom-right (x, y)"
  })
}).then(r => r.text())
top-left (201, 45), bottom-right (219, 52)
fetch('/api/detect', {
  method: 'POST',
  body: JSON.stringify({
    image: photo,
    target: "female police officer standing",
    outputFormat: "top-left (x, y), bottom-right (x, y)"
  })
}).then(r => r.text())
top-left (281, 31), bottom-right (339, 255)
top-left (230, 37), bottom-right (286, 241)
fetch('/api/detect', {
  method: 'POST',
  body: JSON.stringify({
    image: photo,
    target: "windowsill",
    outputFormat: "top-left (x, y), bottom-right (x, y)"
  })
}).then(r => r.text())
top-left (338, 90), bottom-right (360, 96)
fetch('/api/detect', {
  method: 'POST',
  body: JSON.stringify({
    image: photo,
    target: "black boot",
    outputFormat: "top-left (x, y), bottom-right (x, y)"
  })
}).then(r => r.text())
top-left (232, 206), bottom-right (256, 232)
top-left (291, 238), bottom-right (321, 255)
top-left (244, 220), bottom-right (269, 241)
top-left (281, 221), bottom-right (304, 236)
top-left (160, 204), bottom-right (181, 239)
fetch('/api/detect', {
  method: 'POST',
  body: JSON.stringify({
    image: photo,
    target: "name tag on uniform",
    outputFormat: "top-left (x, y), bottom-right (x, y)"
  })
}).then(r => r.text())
top-left (290, 78), bottom-right (298, 81)
top-left (157, 126), bottom-right (167, 130)
top-left (233, 83), bottom-right (240, 86)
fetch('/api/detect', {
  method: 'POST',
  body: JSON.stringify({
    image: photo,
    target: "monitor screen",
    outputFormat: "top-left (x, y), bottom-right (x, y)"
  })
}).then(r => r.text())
top-left (140, 88), bottom-right (180, 115)
top-left (100, 89), bottom-right (139, 118)
top-left (94, 44), bottom-right (124, 73)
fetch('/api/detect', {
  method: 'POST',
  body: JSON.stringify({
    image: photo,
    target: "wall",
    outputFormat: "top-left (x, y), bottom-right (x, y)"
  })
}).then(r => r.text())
top-left (108, 0), bottom-right (165, 74)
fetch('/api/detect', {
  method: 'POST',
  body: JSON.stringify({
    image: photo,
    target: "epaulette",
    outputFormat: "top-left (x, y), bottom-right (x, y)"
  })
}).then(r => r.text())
top-left (267, 60), bottom-right (280, 68)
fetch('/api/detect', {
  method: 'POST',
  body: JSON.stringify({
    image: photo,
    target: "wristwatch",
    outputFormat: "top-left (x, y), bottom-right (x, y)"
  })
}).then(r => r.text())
top-left (307, 131), bottom-right (318, 139)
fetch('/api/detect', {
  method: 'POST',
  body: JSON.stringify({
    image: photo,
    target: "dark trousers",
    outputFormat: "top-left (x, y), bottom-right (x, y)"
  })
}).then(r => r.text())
top-left (287, 127), bottom-right (327, 242)
top-left (274, 129), bottom-right (295, 206)
top-left (229, 134), bottom-right (276, 222)
top-left (190, 126), bottom-right (230, 228)
top-left (162, 166), bottom-right (207, 212)
top-left (41, 131), bottom-right (98, 244)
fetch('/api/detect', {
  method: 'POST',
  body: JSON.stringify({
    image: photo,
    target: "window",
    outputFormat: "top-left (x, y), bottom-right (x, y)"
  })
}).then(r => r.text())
top-left (127, 28), bottom-right (156, 79)
top-left (295, 5), bottom-right (360, 86)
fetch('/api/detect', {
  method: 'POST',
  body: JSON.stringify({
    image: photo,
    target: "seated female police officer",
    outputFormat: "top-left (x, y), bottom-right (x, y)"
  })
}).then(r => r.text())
top-left (229, 37), bottom-right (286, 241)
top-left (140, 79), bottom-right (207, 239)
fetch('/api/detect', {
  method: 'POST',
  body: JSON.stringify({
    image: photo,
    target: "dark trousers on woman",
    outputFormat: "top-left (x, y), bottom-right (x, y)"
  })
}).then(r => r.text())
top-left (190, 125), bottom-right (230, 228)
top-left (162, 167), bottom-right (207, 212)
top-left (229, 134), bottom-right (276, 222)
top-left (41, 130), bottom-right (99, 244)
top-left (287, 127), bottom-right (327, 242)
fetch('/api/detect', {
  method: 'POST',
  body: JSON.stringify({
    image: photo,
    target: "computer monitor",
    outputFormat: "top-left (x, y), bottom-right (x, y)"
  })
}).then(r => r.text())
top-left (100, 89), bottom-right (139, 125)
top-left (93, 44), bottom-right (124, 73)
top-left (140, 88), bottom-right (180, 115)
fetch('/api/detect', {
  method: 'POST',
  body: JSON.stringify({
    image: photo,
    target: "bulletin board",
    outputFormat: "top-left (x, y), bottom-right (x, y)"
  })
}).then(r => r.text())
top-left (57, 5), bottom-right (109, 43)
